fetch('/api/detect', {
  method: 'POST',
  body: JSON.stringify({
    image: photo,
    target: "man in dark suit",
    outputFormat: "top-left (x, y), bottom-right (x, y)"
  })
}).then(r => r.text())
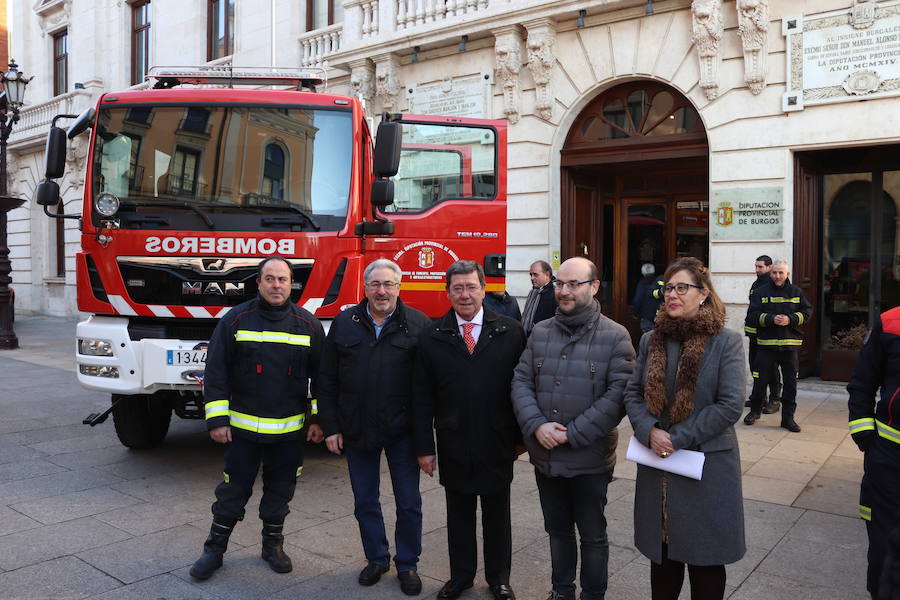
top-left (413, 260), bottom-right (527, 600)
top-left (522, 260), bottom-right (558, 335)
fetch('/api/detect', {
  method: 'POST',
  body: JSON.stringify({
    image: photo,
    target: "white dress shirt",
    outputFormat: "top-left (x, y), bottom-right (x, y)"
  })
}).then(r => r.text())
top-left (455, 307), bottom-right (484, 345)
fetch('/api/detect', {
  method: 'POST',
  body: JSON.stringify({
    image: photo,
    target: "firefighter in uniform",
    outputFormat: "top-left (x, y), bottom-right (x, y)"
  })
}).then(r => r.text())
top-left (847, 305), bottom-right (900, 600)
top-left (743, 260), bottom-right (811, 432)
top-left (743, 255), bottom-right (782, 412)
top-left (190, 256), bottom-right (325, 580)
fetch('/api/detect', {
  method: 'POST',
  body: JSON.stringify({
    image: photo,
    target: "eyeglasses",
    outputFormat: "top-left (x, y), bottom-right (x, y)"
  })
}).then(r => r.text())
top-left (365, 281), bottom-right (399, 291)
top-left (664, 283), bottom-right (704, 296)
top-left (449, 284), bottom-right (483, 295)
top-left (553, 279), bottom-right (595, 292)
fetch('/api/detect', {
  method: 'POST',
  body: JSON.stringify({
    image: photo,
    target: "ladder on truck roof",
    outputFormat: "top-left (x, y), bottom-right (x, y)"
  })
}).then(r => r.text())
top-left (147, 66), bottom-right (326, 91)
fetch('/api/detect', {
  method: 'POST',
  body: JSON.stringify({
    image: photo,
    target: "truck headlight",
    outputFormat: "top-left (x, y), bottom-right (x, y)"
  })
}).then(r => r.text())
top-left (79, 365), bottom-right (120, 378)
top-left (78, 338), bottom-right (114, 356)
top-left (95, 193), bottom-right (120, 217)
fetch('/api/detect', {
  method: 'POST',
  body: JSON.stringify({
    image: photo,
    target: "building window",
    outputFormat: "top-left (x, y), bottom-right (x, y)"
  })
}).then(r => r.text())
top-left (208, 0), bottom-right (235, 60)
top-left (180, 107), bottom-right (211, 134)
top-left (53, 30), bottom-right (68, 96)
top-left (131, 0), bottom-right (151, 86)
top-left (262, 143), bottom-right (286, 200)
top-left (170, 147), bottom-right (200, 196)
top-left (307, 0), bottom-right (343, 30)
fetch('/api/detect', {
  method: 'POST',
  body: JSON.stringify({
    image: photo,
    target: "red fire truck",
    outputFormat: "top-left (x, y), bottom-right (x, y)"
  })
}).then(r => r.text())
top-left (37, 66), bottom-right (507, 449)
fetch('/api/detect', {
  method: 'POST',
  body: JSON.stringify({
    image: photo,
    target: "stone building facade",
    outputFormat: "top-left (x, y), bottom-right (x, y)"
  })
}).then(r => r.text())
top-left (8, 0), bottom-right (900, 376)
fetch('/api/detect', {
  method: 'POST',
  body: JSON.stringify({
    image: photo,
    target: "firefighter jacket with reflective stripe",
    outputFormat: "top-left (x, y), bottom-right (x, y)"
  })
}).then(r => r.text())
top-left (743, 273), bottom-right (772, 337)
top-left (746, 279), bottom-right (811, 350)
top-left (203, 295), bottom-right (325, 443)
top-left (847, 306), bottom-right (900, 461)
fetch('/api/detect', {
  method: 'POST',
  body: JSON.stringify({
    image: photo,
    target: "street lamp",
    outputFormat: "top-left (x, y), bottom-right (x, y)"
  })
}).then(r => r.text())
top-left (0, 59), bottom-right (32, 350)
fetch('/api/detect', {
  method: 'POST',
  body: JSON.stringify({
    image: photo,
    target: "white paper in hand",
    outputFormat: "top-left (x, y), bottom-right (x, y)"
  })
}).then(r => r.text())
top-left (626, 435), bottom-right (705, 481)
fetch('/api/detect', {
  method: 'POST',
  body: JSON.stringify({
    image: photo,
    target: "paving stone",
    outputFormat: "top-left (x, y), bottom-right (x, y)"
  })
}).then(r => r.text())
top-left (284, 514), bottom-right (363, 566)
top-left (793, 476), bottom-right (860, 518)
top-left (744, 457), bottom-right (823, 484)
top-left (77, 524), bottom-right (205, 584)
top-left (0, 504), bottom-right (40, 537)
top-left (731, 571), bottom-right (863, 599)
top-left (171, 542), bottom-right (343, 600)
top-left (94, 495), bottom-right (212, 536)
top-left (766, 438), bottom-right (837, 465)
top-left (756, 513), bottom-right (867, 593)
top-left (741, 475), bottom-right (806, 506)
top-left (816, 455), bottom-right (864, 483)
top-left (0, 516), bottom-right (133, 571)
top-left (0, 555), bottom-right (121, 600)
top-left (0, 458), bottom-right (68, 483)
top-left (91, 573), bottom-right (218, 600)
top-left (268, 561), bottom-right (444, 600)
top-left (742, 500), bottom-right (804, 549)
top-left (0, 444), bottom-right (48, 465)
top-left (26, 433), bottom-right (124, 456)
top-left (10, 486), bottom-right (142, 525)
top-left (0, 468), bottom-right (124, 505)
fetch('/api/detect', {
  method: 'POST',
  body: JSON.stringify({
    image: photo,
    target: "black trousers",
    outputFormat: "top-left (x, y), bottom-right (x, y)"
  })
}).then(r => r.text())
top-left (861, 449), bottom-right (900, 598)
top-left (444, 486), bottom-right (512, 586)
top-left (748, 338), bottom-right (781, 401)
top-left (749, 349), bottom-right (797, 416)
top-left (212, 436), bottom-right (303, 524)
top-left (650, 543), bottom-right (726, 600)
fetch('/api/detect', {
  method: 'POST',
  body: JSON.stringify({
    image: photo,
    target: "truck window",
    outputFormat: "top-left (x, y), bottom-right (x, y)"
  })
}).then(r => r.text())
top-left (91, 105), bottom-right (353, 232)
top-left (384, 122), bottom-right (496, 214)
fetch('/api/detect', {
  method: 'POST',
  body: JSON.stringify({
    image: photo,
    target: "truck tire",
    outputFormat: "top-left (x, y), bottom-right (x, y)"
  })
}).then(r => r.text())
top-left (111, 393), bottom-right (172, 449)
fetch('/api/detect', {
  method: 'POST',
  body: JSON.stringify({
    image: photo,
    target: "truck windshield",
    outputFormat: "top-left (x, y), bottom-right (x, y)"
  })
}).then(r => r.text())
top-left (91, 105), bottom-right (352, 232)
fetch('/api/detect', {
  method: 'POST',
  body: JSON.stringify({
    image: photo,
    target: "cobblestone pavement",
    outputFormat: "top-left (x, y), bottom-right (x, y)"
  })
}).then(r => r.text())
top-left (0, 316), bottom-right (869, 599)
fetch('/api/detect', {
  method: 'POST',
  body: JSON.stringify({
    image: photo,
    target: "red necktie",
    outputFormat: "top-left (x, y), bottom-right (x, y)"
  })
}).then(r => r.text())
top-left (462, 323), bottom-right (476, 354)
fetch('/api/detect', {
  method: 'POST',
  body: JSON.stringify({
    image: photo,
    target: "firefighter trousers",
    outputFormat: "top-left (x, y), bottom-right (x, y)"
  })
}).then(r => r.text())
top-left (748, 339), bottom-right (782, 401)
top-left (861, 448), bottom-right (900, 598)
top-left (211, 436), bottom-right (303, 524)
top-left (749, 349), bottom-right (797, 415)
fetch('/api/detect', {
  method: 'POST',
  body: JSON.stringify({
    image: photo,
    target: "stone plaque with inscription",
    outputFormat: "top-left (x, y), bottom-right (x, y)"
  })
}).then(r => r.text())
top-left (711, 187), bottom-right (784, 241)
top-left (783, 0), bottom-right (900, 111)
top-left (408, 73), bottom-right (492, 119)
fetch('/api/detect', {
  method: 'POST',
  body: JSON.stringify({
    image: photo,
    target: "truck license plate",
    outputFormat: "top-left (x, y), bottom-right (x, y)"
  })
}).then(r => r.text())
top-left (167, 349), bottom-right (207, 366)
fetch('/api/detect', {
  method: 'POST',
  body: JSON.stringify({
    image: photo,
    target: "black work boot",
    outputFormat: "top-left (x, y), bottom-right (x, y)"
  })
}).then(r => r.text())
top-left (190, 518), bottom-right (236, 580)
top-left (781, 405), bottom-right (801, 433)
top-left (261, 522), bottom-right (293, 573)
top-left (763, 397), bottom-right (781, 414)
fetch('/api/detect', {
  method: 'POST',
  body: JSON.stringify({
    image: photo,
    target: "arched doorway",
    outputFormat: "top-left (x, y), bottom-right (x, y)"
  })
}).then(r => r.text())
top-left (561, 81), bottom-right (709, 341)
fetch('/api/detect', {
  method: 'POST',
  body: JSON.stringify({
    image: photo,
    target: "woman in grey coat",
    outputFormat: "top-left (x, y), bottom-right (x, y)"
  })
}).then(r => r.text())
top-left (624, 257), bottom-right (746, 600)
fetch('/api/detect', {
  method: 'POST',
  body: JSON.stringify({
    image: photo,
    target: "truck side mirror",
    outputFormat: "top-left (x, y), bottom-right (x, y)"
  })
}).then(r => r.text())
top-left (44, 126), bottom-right (67, 179)
top-left (373, 121), bottom-right (401, 178)
top-left (370, 179), bottom-right (394, 207)
top-left (36, 180), bottom-right (61, 206)
top-left (67, 107), bottom-right (95, 139)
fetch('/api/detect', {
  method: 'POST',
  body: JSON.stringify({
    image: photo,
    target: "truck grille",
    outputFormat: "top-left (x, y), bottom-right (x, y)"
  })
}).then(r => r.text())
top-left (117, 257), bottom-right (314, 307)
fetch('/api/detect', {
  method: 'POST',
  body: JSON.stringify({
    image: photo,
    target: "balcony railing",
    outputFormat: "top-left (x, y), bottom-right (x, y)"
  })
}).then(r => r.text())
top-left (395, 0), bottom-right (491, 31)
top-left (300, 24), bottom-right (343, 68)
top-left (9, 89), bottom-right (92, 148)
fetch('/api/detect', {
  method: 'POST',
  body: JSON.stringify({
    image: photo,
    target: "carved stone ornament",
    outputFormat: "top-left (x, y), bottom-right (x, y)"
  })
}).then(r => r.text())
top-left (525, 19), bottom-right (557, 121)
top-left (63, 136), bottom-right (88, 190)
top-left (851, 0), bottom-right (877, 29)
top-left (492, 27), bottom-right (524, 124)
top-left (691, 0), bottom-right (724, 100)
top-left (34, 0), bottom-right (71, 36)
top-left (373, 54), bottom-right (402, 112)
top-left (737, 0), bottom-right (769, 95)
top-left (349, 59), bottom-right (376, 108)
top-left (843, 70), bottom-right (882, 95)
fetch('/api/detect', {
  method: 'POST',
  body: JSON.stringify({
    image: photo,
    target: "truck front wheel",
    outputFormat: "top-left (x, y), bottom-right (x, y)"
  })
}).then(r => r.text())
top-left (111, 393), bottom-right (172, 449)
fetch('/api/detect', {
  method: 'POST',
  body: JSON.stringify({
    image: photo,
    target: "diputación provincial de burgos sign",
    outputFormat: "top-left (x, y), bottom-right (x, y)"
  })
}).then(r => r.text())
top-left (783, 0), bottom-right (900, 111)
